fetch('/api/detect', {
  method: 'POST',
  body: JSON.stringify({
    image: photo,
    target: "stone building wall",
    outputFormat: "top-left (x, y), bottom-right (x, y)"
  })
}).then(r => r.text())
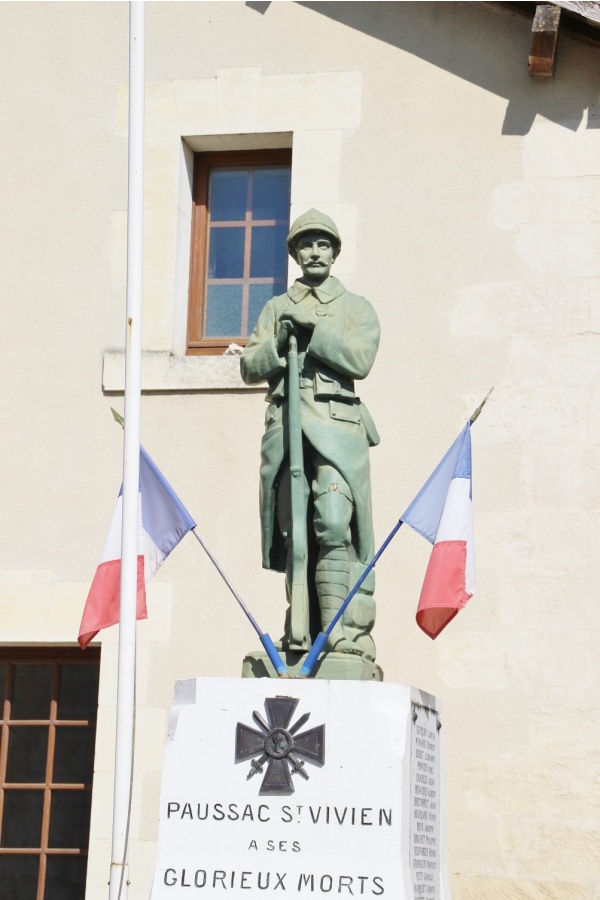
top-left (1, 3), bottom-right (599, 898)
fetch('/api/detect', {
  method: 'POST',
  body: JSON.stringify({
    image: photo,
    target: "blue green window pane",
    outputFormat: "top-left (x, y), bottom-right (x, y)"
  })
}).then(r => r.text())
top-left (53, 727), bottom-right (96, 784)
top-left (1, 790), bottom-right (43, 848)
top-left (251, 168), bottom-right (291, 221)
top-left (208, 227), bottom-right (245, 279)
top-left (11, 665), bottom-right (52, 719)
top-left (248, 282), bottom-right (286, 335)
top-left (0, 855), bottom-right (39, 900)
top-left (49, 790), bottom-right (92, 849)
top-left (209, 169), bottom-right (247, 222)
top-left (250, 225), bottom-right (288, 279)
top-left (6, 727), bottom-right (48, 783)
top-left (57, 665), bottom-right (99, 721)
top-left (45, 855), bottom-right (88, 900)
top-left (205, 285), bottom-right (243, 337)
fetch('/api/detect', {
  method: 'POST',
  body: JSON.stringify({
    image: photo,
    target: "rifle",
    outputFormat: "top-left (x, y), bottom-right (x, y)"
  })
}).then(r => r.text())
top-left (286, 333), bottom-right (310, 650)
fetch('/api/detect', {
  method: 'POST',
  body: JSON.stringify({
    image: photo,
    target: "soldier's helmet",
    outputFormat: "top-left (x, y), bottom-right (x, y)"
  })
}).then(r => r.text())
top-left (286, 208), bottom-right (342, 258)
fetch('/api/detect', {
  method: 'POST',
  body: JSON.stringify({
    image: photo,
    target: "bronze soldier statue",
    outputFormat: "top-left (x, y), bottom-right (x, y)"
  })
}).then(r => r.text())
top-left (240, 209), bottom-right (380, 661)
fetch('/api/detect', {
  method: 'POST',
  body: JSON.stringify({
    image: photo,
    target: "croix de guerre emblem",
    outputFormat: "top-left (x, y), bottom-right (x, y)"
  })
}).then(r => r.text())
top-left (235, 697), bottom-right (325, 793)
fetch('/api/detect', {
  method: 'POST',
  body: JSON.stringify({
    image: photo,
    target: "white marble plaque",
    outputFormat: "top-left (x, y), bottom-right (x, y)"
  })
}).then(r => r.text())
top-left (149, 679), bottom-right (449, 899)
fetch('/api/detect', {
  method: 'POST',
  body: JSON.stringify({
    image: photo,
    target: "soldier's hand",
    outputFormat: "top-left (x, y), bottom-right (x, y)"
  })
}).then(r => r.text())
top-left (279, 308), bottom-right (319, 332)
top-left (276, 319), bottom-right (294, 353)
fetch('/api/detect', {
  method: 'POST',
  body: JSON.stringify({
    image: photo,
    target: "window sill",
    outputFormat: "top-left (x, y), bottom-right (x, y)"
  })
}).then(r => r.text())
top-left (102, 350), bottom-right (264, 393)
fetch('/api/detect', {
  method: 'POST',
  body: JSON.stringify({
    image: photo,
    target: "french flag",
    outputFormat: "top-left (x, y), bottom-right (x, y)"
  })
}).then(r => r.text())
top-left (401, 423), bottom-right (474, 639)
top-left (78, 447), bottom-right (196, 649)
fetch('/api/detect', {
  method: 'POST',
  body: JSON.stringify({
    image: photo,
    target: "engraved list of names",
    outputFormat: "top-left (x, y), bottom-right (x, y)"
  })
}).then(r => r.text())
top-left (410, 702), bottom-right (440, 900)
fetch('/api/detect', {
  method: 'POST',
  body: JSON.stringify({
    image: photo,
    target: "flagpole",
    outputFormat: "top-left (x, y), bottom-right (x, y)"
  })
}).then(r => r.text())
top-left (109, 4), bottom-right (145, 899)
top-left (297, 390), bottom-right (494, 679)
top-left (191, 529), bottom-right (289, 676)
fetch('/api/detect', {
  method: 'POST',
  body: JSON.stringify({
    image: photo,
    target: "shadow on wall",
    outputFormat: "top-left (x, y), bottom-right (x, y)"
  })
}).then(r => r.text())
top-left (292, 1), bottom-right (600, 135)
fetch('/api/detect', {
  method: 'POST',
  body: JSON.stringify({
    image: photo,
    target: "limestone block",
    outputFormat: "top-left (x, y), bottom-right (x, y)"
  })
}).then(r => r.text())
top-left (521, 441), bottom-right (600, 510)
top-left (517, 224), bottom-right (600, 279)
top-left (0, 568), bottom-right (52, 585)
top-left (93, 704), bottom-right (117, 772)
top-left (478, 509), bottom-right (600, 578)
top-left (587, 385), bottom-right (600, 443)
top-left (480, 388), bottom-right (588, 445)
top-left (126, 839), bottom-right (158, 900)
top-left (530, 705), bottom-right (600, 759)
top-left (257, 72), bottom-right (361, 132)
top-left (177, 141), bottom-right (193, 215)
top-left (455, 757), bottom-right (600, 822)
top-left (85, 840), bottom-right (110, 899)
top-left (139, 771), bottom-right (162, 841)
top-left (451, 874), bottom-right (586, 899)
top-left (145, 81), bottom-right (179, 138)
top-left (139, 586), bottom-right (174, 641)
top-left (444, 689), bottom-right (530, 759)
top-left (524, 121), bottom-right (600, 180)
top-left (102, 350), bottom-right (255, 392)
top-left (144, 207), bottom-right (178, 284)
top-left (590, 278), bottom-right (600, 333)
top-left (97, 641), bottom-right (118, 706)
top-left (446, 811), bottom-right (503, 875)
top-left (504, 819), bottom-right (600, 881)
top-left (145, 137), bottom-right (181, 209)
top-left (509, 628), bottom-right (595, 689)
top-left (117, 81), bottom-right (179, 140)
top-left (435, 632), bottom-right (507, 690)
top-left (173, 78), bottom-right (219, 136)
top-left (131, 707), bottom-right (168, 772)
top-left (504, 334), bottom-right (600, 389)
top-left (452, 280), bottom-right (590, 337)
top-left (116, 81), bottom-right (129, 138)
top-left (45, 581), bottom-right (88, 641)
top-left (216, 67), bottom-right (261, 133)
top-left (87, 836), bottom-right (156, 900)
top-left (291, 131), bottom-right (342, 205)
top-left (88, 771), bottom-right (114, 840)
top-left (110, 210), bottom-right (127, 281)
top-left (493, 571), bottom-right (600, 632)
top-left (184, 132), bottom-right (291, 153)
top-left (142, 280), bottom-right (175, 351)
top-left (494, 177), bottom-right (600, 228)
top-left (0, 576), bottom-right (62, 641)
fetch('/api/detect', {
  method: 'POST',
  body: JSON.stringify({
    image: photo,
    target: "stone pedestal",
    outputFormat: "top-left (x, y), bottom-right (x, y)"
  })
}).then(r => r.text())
top-left (242, 649), bottom-right (383, 681)
top-left (149, 679), bottom-right (450, 899)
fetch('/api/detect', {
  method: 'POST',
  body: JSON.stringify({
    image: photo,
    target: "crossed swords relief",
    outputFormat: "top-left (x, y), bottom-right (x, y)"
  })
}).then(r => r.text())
top-left (235, 697), bottom-right (325, 794)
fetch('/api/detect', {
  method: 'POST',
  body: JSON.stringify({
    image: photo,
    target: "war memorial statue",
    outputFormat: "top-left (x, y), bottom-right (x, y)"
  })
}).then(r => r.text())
top-left (150, 212), bottom-right (450, 898)
top-left (240, 209), bottom-right (381, 668)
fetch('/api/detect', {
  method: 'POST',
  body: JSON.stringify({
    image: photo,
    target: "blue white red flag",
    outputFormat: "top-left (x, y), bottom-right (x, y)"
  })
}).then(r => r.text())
top-left (401, 423), bottom-right (474, 639)
top-left (78, 447), bottom-right (196, 648)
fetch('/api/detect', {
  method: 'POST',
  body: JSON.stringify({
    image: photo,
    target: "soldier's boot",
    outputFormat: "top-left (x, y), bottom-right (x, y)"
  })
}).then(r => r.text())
top-left (315, 547), bottom-right (362, 655)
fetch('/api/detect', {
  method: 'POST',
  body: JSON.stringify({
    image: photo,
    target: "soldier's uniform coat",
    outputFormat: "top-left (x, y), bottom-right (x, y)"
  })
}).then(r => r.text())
top-left (240, 275), bottom-right (380, 573)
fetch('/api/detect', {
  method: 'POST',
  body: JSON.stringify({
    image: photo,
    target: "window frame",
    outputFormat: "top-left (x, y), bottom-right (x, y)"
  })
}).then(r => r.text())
top-left (0, 647), bottom-right (101, 900)
top-left (186, 148), bottom-right (292, 356)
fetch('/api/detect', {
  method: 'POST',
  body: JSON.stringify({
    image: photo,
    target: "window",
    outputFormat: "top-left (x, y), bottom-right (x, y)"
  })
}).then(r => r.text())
top-left (0, 648), bottom-right (100, 900)
top-left (187, 150), bottom-right (292, 355)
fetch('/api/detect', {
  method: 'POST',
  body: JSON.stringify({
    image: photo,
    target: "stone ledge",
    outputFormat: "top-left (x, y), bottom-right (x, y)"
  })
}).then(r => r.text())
top-left (102, 350), bottom-right (265, 393)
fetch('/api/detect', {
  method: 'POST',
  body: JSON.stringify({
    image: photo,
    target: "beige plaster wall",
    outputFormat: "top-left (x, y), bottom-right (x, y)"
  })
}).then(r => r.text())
top-left (1, 2), bottom-right (599, 898)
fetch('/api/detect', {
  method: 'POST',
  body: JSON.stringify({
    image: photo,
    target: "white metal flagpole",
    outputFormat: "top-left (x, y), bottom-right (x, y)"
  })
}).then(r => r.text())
top-left (109, 3), bottom-right (145, 899)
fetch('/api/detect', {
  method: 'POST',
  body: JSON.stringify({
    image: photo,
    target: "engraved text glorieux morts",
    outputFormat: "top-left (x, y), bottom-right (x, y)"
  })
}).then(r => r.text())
top-left (149, 680), bottom-right (448, 898)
